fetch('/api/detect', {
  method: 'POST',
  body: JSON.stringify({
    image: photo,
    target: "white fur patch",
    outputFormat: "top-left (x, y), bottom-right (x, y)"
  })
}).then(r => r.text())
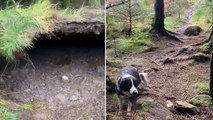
top-left (130, 79), bottom-right (138, 94)
top-left (139, 72), bottom-right (149, 83)
top-left (121, 74), bottom-right (135, 79)
top-left (116, 77), bottom-right (121, 91)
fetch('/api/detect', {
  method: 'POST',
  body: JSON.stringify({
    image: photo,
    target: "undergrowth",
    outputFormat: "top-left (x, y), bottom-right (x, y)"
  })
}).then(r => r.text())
top-left (164, 0), bottom-right (190, 31)
top-left (0, 0), bottom-right (53, 61)
top-left (0, 98), bottom-right (35, 120)
top-left (0, 0), bottom-right (91, 61)
top-left (191, 0), bottom-right (213, 30)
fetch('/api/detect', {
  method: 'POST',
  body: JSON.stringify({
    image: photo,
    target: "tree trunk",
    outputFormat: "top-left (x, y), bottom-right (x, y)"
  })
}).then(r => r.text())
top-left (210, 52), bottom-right (213, 97)
top-left (206, 27), bottom-right (213, 52)
top-left (151, 0), bottom-right (167, 35)
top-left (128, 0), bottom-right (132, 35)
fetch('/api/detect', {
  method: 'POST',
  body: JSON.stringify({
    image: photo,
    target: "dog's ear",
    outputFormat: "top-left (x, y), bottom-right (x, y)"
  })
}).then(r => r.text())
top-left (139, 72), bottom-right (149, 85)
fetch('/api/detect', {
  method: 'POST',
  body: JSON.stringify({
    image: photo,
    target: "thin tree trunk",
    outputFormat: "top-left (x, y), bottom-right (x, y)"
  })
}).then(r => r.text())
top-left (152, 0), bottom-right (167, 35)
top-left (210, 52), bottom-right (213, 97)
top-left (129, 0), bottom-right (132, 35)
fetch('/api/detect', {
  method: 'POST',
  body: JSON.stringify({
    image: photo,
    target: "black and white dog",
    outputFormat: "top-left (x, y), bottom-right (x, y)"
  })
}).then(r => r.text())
top-left (115, 66), bottom-right (149, 115)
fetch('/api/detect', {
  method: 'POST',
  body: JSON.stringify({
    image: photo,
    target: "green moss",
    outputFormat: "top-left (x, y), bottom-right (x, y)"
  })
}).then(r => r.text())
top-left (116, 32), bottom-right (153, 54)
top-left (193, 82), bottom-right (209, 91)
top-left (190, 95), bottom-right (213, 107)
top-left (106, 58), bottom-right (124, 68)
top-left (140, 101), bottom-right (150, 112)
top-left (111, 93), bottom-right (117, 100)
top-left (137, 97), bottom-right (155, 112)
top-left (200, 42), bottom-right (211, 52)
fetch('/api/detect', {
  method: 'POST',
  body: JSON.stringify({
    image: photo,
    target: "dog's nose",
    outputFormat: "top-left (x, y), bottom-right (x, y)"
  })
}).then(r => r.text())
top-left (132, 91), bottom-right (138, 96)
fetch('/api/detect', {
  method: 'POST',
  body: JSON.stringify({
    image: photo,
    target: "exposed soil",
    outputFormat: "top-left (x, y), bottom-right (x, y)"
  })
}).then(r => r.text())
top-left (107, 31), bottom-right (212, 120)
top-left (106, 1), bottom-right (213, 119)
top-left (0, 12), bottom-right (105, 120)
top-left (175, 0), bottom-right (203, 34)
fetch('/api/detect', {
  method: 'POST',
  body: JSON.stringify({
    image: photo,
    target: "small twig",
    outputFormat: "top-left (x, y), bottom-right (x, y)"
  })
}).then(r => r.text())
top-left (106, 1), bottom-right (128, 9)
top-left (0, 61), bottom-right (9, 78)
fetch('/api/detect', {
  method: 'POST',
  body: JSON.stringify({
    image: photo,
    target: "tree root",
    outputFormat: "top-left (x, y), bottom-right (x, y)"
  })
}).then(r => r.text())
top-left (165, 32), bottom-right (184, 43)
top-left (150, 29), bottom-right (184, 43)
top-left (191, 38), bottom-right (209, 46)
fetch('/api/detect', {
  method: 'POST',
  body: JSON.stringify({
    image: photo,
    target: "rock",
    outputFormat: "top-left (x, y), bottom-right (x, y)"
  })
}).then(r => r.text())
top-left (175, 101), bottom-right (200, 115)
top-left (184, 26), bottom-right (202, 36)
top-left (61, 75), bottom-right (69, 83)
top-left (190, 53), bottom-right (210, 62)
top-left (166, 100), bottom-right (174, 108)
top-left (56, 93), bottom-right (66, 104)
top-left (138, 97), bottom-right (172, 119)
top-left (190, 94), bottom-right (213, 107)
top-left (39, 82), bottom-right (46, 87)
top-left (70, 90), bottom-right (81, 101)
top-left (162, 58), bottom-right (174, 64)
top-left (75, 74), bottom-right (81, 77)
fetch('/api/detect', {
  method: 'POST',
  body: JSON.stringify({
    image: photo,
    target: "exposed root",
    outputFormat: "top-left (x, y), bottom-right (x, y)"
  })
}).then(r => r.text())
top-left (167, 30), bottom-right (180, 35)
top-left (0, 61), bottom-right (9, 78)
top-left (174, 46), bottom-right (191, 57)
top-left (150, 29), bottom-right (184, 43)
top-left (0, 61), bottom-right (9, 88)
top-left (191, 38), bottom-right (209, 46)
top-left (162, 58), bottom-right (175, 64)
top-left (23, 54), bottom-right (36, 69)
top-left (165, 32), bottom-right (183, 43)
top-left (143, 47), bottom-right (159, 53)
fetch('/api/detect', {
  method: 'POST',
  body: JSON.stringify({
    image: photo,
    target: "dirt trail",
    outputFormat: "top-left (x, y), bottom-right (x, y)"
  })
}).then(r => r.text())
top-left (175, 0), bottom-right (203, 33)
top-left (107, 31), bottom-right (212, 119)
top-left (106, 0), bottom-right (213, 118)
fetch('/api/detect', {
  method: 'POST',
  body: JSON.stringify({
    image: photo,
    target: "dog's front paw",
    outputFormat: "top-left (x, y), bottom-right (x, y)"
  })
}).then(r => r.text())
top-left (117, 111), bottom-right (122, 116)
top-left (127, 112), bottom-right (132, 116)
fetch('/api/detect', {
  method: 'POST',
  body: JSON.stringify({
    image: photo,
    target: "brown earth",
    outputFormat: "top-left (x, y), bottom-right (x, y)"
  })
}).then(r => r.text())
top-left (106, 0), bottom-right (213, 119)
top-left (106, 30), bottom-right (213, 120)
top-left (0, 8), bottom-right (105, 120)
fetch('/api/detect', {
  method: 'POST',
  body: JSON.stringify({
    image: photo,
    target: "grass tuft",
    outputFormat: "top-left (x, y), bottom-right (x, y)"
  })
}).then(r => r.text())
top-left (0, 0), bottom-right (53, 61)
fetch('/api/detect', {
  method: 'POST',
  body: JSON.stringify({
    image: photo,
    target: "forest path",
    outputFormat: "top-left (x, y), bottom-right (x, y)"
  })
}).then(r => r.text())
top-left (175, 0), bottom-right (203, 34)
top-left (106, 0), bottom-right (212, 119)
top-left (107, 31), bottom-right (211, 120)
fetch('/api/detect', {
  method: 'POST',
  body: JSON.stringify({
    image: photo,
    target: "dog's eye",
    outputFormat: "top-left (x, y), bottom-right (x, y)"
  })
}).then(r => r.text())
top-left (126, 80), bottom-right (132, 87)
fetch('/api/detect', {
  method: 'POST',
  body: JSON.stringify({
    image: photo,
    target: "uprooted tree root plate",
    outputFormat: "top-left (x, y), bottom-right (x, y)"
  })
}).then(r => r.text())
top-left (0, 18), bottom-right (105, 120)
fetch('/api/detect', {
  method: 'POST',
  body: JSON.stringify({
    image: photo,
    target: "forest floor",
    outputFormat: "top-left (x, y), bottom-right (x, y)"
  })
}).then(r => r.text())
top-left (0, 8), bottom-right (105, 120)
top-left (106, 0), bottom-right (213, 120)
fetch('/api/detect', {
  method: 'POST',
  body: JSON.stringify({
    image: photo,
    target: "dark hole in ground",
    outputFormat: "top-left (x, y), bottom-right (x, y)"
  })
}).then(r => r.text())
top-left (32, 32), bottom-right (104, 47)
top-left (0, 32), bottom-right (105, 119)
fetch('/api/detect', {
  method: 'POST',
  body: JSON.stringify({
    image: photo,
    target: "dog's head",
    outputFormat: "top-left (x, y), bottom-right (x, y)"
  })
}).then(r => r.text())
top-left (117, 74), bottom-right (139, 96)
